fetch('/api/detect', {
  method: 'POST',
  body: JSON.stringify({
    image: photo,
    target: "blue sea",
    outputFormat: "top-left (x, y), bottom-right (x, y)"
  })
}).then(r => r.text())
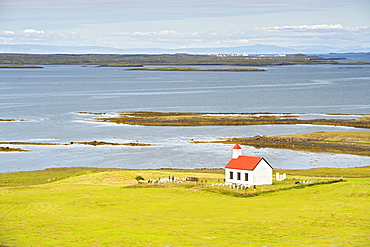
top-left (0, 54), bottom-right (369, 172)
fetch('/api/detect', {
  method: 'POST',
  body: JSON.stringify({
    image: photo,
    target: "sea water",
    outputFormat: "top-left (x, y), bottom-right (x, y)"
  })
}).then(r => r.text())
top-left (0, 54), bottom-right (369, 172)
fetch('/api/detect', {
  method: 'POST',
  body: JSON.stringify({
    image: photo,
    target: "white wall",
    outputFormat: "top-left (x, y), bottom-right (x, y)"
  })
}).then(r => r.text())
top-left (225, 168), bottom-right (254, 186)
top-left (253, 160), bottom-right (272, 185)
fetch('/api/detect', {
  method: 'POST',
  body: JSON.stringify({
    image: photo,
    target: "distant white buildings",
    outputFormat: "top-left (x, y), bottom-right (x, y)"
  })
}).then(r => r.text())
top-left (224, 144), bottom-right (273, 186)
top-left (215, 53), bottom-right (286, 57)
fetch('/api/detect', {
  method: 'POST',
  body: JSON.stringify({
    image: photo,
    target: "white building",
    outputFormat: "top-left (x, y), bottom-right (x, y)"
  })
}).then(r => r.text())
top-left (224, 144), bottom-right (273, 186)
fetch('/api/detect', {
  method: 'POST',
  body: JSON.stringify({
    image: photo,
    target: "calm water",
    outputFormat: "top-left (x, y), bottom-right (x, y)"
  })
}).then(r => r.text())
top-left (0, 54), bottom-right (369, 172)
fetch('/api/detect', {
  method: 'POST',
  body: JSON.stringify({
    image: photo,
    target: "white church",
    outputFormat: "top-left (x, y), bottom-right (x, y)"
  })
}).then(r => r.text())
top-left (224, 144), bottom-right (273, 186)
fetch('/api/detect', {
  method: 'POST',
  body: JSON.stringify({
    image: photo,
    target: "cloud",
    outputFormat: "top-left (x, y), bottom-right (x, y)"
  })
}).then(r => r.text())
top-left (249, 24), bottom-right (370, 48)
top-left (3, 31), bottom-right (15, 35)
top-left (216, 39), bottom-right (250, 45)
top-left (23, 29), bottom-right (45, 34)
top-left (258, 24), bottom-right (368, 32)
top-left (259, 24), bottom-right (342, 31)
top-left (0, 29), bottom-right (82, 45)
top-left (111, 30), bottom-right (184, 37)
top-left (283, 24), bottom-right (344, 30)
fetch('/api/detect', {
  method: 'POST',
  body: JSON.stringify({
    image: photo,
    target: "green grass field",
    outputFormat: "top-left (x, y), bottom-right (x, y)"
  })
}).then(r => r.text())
top-left (0, 168), bottom-right (369, 246)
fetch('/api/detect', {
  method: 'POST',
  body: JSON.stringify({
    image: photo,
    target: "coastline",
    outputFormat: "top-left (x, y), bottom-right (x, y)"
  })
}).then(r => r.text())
top-left (2, 53), bottom-right (369, 66)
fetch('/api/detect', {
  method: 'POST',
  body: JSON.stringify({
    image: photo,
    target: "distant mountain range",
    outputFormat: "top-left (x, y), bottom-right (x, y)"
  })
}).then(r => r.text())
top-left (0, 44), bottom-right (369, 54)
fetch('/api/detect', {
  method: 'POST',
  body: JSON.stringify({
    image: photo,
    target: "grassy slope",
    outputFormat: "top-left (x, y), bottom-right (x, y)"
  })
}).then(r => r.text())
top-left (0, 169), bottom-right (369, 246)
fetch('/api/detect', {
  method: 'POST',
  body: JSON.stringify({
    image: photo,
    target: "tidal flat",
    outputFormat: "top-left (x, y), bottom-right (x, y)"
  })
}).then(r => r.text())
top-left (70, 111), bottom-right (370, 156)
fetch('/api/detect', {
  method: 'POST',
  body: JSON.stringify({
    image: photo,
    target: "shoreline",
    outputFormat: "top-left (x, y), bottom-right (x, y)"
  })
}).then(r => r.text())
top-left (1, 166), bottom-right (369, 179)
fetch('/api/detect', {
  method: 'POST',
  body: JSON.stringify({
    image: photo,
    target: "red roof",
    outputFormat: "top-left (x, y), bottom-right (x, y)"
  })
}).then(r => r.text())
top-left (225, 156), bottom-right (264, 171)
top-left (233, 143), bottom-right (242, 149)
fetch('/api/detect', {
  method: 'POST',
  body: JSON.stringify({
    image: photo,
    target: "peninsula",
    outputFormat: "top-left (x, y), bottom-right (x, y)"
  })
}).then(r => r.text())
top-left (81, 111), bottom-right (370, 128)
top-left (127, 67), bottom-right (265, 72)
top-left (210, 131), bottom-right (370, 156)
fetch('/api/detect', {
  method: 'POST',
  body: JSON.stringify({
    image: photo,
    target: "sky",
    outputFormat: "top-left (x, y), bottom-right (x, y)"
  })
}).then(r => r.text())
top-left (1, 0), bottom-right (370, 52)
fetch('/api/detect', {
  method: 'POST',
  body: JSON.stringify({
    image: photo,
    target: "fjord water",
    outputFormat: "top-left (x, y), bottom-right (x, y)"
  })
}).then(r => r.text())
top-left (0, 56), bottom-right (369, 172)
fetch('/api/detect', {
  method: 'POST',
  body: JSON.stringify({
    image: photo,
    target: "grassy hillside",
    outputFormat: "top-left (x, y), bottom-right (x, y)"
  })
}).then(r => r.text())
top-left (0, 168), bottom-right (369, 246)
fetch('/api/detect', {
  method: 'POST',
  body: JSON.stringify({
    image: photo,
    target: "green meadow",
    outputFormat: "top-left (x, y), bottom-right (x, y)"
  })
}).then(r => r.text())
top-left (0, 167), bottom-right (369, 246)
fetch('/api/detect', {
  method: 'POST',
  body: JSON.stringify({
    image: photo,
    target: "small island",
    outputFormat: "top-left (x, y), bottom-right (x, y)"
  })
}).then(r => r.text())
top-left (0, 146), bottom-right (29, 152)
top-left (82, 111), bottom-right (370, 128)
top-left (0, 64), bottom-right (43, 69)
top-left (0, 140), bottom-right (152, 152)
top-left (127, 67), bottom-right (265, 72)
top-left (0, 118), bottom-right (29, 122)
